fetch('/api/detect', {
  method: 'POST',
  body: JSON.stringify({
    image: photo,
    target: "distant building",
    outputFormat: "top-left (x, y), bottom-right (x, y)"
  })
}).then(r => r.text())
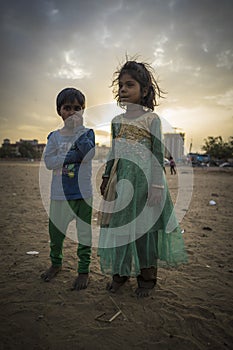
top-left (163, 133), bottom-right (185, 160)
top-left (94, 144), bottom-right (110, 161)
top-left (1, 138), bottom-right (46, 158)
top-left (1, 139), bottom-right (111, 160)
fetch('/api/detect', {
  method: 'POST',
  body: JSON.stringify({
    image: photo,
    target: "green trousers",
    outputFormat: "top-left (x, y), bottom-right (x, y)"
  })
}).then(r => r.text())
top-left (49, 198), bottom-right (92, 273)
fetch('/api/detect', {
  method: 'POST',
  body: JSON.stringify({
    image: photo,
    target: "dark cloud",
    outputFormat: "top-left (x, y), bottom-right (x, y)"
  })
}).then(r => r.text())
top-left (0, 0), bottom-right (232, 148)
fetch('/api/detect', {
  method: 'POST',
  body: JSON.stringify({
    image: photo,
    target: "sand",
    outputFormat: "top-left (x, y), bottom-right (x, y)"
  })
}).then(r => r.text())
top-left (0, 161), bottom-right (232, 350)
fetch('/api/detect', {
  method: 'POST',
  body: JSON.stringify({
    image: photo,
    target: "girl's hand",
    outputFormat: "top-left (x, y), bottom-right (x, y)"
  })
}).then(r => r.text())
top-left (100, 177), bottom-right (109, 196)
top-left (147, 186), bottom-right (163, 206)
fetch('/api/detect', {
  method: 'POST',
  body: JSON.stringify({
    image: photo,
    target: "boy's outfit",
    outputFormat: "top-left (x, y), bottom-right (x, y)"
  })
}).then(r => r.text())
top-left (44, 125), bottom-right (95, 274)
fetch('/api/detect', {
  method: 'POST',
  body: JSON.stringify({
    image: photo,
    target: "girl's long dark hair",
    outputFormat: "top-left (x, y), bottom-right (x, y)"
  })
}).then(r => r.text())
top-left (111, 58), bottom-right (165, 111)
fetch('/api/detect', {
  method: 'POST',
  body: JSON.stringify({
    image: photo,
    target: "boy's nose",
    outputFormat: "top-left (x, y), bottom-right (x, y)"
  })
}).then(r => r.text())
top-left (68, 107), bottom-right (76, 115)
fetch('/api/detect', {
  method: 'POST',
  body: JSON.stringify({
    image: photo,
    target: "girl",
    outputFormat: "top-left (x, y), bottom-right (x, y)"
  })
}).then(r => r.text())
top-left (98, 60), bottom-right (187, 297)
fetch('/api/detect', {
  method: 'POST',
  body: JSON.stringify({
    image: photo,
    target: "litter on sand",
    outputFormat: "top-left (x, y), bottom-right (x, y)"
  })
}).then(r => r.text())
top-left (202, 226), bottom-right (213, 231)
top-left (95, 310), bottom-right (122, 323)
top-left (26, 251), bottom-right (39, 255)
top-left (209, 200), bottom-right (216, 206)
top-left (95, 295), bottom-right (127, 323)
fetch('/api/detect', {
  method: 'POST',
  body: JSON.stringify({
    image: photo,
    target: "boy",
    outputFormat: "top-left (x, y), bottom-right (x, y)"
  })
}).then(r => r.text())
top-left (41, 87), bottom-right (95, 290)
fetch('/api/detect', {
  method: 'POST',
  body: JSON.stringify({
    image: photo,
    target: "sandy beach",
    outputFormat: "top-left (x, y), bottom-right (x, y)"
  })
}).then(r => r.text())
top-left (0, 161), bottom-right (232, 350)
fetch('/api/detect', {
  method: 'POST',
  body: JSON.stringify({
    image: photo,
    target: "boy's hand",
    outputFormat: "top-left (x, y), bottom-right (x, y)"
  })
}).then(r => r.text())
top-left (147, 186), bottom-right (163, 206)
top-left (71, 112), bottom-right (83, 128)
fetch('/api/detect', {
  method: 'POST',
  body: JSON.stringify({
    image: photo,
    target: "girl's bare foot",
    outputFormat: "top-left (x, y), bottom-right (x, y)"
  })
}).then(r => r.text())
top-left (135, 267), bottom-right (157, 297)
top-left (41, 265), bottom-right (62, 282)
top-left (135, 276), bottom-right (156, 297)
top-left (106, 274), bottom-right (128, 293)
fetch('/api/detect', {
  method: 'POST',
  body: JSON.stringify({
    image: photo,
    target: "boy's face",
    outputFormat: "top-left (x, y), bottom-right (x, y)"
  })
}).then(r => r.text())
top-left (60, 99), bottom-right (83, 129)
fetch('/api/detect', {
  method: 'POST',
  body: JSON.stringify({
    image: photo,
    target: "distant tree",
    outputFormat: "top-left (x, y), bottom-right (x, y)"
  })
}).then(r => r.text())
top-left (0, 145), bottom-right (12, 158)
top-left (202, 136), bottom-right (233, 159)
top-left (18, 142), bottom-right (39, 159)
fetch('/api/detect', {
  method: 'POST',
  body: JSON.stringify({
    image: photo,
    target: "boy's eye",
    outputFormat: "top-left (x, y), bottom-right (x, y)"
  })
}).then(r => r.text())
top-left (74, 106), bottom-right (82, 111)
top-left (63, 105), bottom-right (82, 111)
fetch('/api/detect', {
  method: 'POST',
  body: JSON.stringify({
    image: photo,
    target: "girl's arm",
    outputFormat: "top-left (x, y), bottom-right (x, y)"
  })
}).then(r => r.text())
top-left (101, 121), bottom-right (117, 177)
top-left (151, 115), bottom-right (164, 186)
top-left (148, 115), bottom-right (165, 206)
top-left (100, 121), bottom-right (116, 195)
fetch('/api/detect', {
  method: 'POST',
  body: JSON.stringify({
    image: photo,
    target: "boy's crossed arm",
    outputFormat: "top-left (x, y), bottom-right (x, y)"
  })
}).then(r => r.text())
top-left (64, 128), bottom-right (95, 164)
top-left (44, 128), bottom-right (95, 170)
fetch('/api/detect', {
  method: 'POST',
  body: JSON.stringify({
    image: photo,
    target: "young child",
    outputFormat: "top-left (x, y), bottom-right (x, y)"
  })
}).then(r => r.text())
top-left (98, 60), bottom-right (187, 297)
top-left (41, 87), bottom-right (95, 290)
top-left (169, 156), bottom-right (177, 175)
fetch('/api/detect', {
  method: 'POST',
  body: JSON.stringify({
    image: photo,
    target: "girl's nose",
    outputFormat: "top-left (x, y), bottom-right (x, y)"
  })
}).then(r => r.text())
top-left (120, 85), bottom-right (126, 93)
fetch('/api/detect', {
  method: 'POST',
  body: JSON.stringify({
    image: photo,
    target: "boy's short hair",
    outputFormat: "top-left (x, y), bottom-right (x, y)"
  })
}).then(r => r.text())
top-left (56, 87), bottom-right (86, 115)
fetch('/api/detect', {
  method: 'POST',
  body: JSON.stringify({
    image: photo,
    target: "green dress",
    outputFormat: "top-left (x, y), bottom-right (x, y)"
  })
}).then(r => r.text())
top-left (98, 112), bottom-right (187, 276)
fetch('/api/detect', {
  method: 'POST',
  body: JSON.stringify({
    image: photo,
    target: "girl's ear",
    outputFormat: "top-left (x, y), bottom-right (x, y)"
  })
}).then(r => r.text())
top-left (142, 87), bottom-right (148, 97)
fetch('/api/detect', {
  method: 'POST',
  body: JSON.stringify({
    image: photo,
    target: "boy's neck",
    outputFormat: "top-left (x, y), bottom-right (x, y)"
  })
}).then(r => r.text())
top-left (59, 125), bottom-right (75, 136)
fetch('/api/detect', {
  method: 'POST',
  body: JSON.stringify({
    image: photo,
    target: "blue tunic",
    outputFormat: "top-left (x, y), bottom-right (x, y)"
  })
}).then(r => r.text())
top-left (43, 126), bottom-right (95, 200)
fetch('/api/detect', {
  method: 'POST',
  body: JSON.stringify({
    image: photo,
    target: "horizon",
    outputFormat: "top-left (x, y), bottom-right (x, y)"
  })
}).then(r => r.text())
top-left (2, 129), bottom-right (232, 155)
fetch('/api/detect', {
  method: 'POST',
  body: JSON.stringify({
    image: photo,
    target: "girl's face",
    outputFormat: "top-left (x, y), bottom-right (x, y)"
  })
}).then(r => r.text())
top-left (118, 73), bottom-right (143, 105)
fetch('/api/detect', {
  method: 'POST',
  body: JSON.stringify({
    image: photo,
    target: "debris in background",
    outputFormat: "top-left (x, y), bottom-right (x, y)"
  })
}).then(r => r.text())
top-left (26, 251), bottom-right (39, 255)
top-left (202, 226), bottom-right (213, 231)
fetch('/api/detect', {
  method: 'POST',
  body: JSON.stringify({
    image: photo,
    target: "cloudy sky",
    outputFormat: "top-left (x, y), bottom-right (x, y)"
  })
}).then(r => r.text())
top-left (0, 0), bottom-right (232, 152)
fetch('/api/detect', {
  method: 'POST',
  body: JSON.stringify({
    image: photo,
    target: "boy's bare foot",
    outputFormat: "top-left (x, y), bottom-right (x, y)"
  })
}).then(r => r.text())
top-left (41, 265), bottom-right (62, 282)
top-left (72, 273), bottom-right (89, 291)
top-left (106, 274), bottom-right (128, 293)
